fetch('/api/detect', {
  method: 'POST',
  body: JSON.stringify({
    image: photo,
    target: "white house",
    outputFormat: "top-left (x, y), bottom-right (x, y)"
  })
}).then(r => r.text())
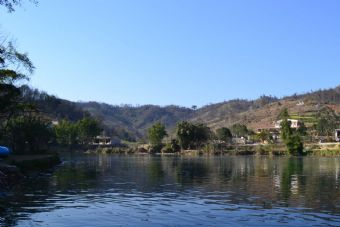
top-left (92, 136), bottom-right (121, 145)
top-left (274, 119), bottom-right (301, 129)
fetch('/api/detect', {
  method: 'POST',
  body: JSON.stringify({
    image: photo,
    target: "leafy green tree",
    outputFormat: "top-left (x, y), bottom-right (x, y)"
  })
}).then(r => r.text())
top-left (194, 123), bottom-right (211, 147)
top-left (297, 121), bottom-right (307, 136)
top-left (280, 119), bottom-right (292, 142)
top-left (315, 117), bottom-right (336, 137)
top-left (147, 122), bottom-right (167, 146)
top-left (54, 117), bottom-right (101, 145)
top-left (216, 127), bottom-right (232, 143)
top-left (77, 117), bottom-right (102, 144)
top-left (230, 123), bottom-right (248, 138)
top-left (0, 0), bottom-right (35, 124)
top-left (0, 42), bottom-right (34, 122)
top-left (176, 121), bottom-right (211, 149)
top-left (4, 114), bottom-right (53, 153)
top-left (313, 106), bottom-right (338, 137)
top-left (280, 118), bottom-right (303, 155)
top-left (176, 121), bottom-right (194, 149)
top-left (285, 134), bottom-right (304, 156)
top-left (54, 120), bottom-right (79, 145)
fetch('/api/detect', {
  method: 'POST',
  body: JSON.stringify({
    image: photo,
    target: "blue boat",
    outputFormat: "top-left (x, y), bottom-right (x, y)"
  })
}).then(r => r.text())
top-left (0, 146), bottom-right (10, 157)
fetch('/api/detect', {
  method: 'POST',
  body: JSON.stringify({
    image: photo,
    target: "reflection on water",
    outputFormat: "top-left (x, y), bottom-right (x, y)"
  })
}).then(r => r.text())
top-left (1, 154), bottom-right (340, 226)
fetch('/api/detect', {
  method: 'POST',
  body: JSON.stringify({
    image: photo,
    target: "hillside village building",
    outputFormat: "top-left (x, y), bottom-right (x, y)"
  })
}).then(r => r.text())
top-left (92, 136), bottom-right (121, 146)
top-left (256, 119), bottom-right (303, 142)
top-left (257, 119), bottom-right (302, 133)
top-left (274, 119), bottom-right (301, 129)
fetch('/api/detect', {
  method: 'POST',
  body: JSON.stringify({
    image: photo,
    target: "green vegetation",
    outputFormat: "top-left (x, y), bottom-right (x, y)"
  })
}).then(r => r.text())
top-left (256, 130), bottom-right (272, 143)
top-left (54, 117), bottom-right (101, 146)
top-left (77, 117), bottom-right (102, 144)
top-left (161, 139), bottom-right (181, 153)
top-left (147, 123), bottom-right (167, 146)
top-left (278, 108), bottom-right (290, 120)
top-left (230, 123), bottom-right (249, 138)
top-left (54, 120), bottom-right (79, 145)
top-left (314, 107), bottom-right (340, 137)
top-left (79, 102), bottom-right (194, 141)
top-left (3, 114), bottom-right (53, 154)
top-left (216, 127), bottom-right (232, 143)
top-left (279, 109), bottom-right (304, 156)
top-left (0, 42), bottom-right (34, 123)
top-left (176, 121), bottom-right (211, 150)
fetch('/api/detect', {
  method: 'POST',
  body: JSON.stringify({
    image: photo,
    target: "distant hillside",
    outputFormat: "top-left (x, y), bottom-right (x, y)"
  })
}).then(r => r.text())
top-left (77, 102), bottom-right (194, 141)
top-left (193, 86), bottom-right (340, 131)
top-left (21, 84), bottom-right (340, 141)
top-left (20, 85), bottom-right (89, 121)
top-left (191, 96), bottom-right (279, 129)
top-left (77, 86), bottom-right (340, 140)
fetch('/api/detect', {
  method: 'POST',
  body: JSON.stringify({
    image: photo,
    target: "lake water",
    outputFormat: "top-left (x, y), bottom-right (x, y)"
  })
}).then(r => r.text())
top-left (1, 154), bottom-right (340, 227)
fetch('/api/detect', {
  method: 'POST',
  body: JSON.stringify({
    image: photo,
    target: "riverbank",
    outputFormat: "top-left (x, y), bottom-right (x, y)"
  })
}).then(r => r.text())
top-left (83, 142), bottom-right (340, 156)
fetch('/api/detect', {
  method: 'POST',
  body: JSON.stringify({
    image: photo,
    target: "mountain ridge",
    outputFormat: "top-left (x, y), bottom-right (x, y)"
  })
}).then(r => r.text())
top-left (21, 84), bottom-right (340, 141)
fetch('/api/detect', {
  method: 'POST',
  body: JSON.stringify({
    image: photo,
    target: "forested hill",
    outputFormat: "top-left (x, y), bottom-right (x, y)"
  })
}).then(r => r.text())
top-left (77, 85), bottom-right (340, 140)
top-left (20, 85), bottom-right (89, 122)
top-left (77, 102), bottom-right (194, 141)
top-left (21, 85), bottom-right (340, 141)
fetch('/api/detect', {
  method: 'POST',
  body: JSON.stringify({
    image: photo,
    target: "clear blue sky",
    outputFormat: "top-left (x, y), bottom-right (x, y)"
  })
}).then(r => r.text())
top-left (1, 0), bottom-right (340, 107)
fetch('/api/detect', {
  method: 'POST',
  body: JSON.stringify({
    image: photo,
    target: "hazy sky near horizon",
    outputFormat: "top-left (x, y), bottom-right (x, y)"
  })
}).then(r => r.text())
top-left (1, 0), bottom-right (340, 107)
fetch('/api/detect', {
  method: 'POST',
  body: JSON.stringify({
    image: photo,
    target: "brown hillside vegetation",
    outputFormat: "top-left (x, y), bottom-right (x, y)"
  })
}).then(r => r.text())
top-left (197, 99), bottom-right (322, 131)
top-left (191, 86), bottom-right (340, 131)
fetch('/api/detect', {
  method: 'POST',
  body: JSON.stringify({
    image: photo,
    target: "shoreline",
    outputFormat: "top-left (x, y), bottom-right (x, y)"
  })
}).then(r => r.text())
top-left (84, 142), bottom-right (340, 157)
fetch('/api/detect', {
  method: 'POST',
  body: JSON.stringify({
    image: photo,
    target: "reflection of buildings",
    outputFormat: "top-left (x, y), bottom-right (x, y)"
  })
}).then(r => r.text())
top-left (273, 175), bottom-right (281, 189)
top-left (290, 175), bottom-right (299, 195)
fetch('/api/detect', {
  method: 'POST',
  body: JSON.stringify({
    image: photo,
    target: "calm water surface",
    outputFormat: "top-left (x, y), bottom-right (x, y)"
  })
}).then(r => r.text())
top-left (1, 154), bottom-right (340, 227)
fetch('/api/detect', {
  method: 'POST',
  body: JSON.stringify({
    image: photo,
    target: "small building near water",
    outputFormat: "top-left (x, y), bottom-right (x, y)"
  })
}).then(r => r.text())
top-left (335, 129), bottom-right (340, 142)
top-left (232, 137), bottom-right (247, 144)
top-left (92, 136), bottom-right (121, 146)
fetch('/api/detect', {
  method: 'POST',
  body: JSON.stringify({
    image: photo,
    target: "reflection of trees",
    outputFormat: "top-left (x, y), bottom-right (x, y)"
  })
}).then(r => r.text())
top-left (0, 157), bottom-right (101, 227)
top-left (302, 158), bottom-right (340, 212)
top-left (53, 162), bottom-right (99, 190)
top-left (176, 159), bottom-right (209, 184)
top-left (2, 155), bottom-right (340, 227)
top-left (0, 176), bottom-right (52, 227)
top-left (280, 157), bottom-right (304, 200)
top-left (147, 158), bottom-right (164, 184)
